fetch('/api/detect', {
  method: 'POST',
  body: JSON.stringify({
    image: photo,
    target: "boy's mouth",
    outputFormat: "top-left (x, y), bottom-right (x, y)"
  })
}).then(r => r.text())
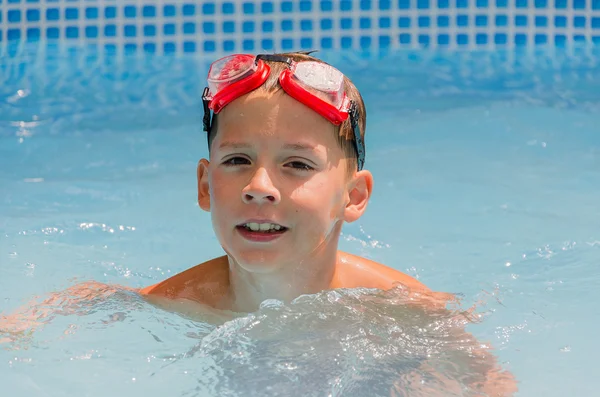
top-left (236, 222), bottom-right (288, 234)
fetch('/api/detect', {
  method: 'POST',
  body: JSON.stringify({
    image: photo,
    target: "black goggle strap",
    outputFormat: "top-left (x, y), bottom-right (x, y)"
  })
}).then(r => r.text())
top-left (349, 101), bottom-right (365, 171)
top-left (202, 87), bottom-right (213, 142)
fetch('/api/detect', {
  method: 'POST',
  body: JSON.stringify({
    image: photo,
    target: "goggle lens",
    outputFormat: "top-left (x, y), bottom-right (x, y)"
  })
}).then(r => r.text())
top-left (292, 62), bottom-right (346, 110)
top-left (207, 54), bottom-right (257, 95)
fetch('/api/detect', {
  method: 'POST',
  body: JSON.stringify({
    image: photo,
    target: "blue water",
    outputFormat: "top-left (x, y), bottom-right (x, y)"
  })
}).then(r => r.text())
top-left (1, 43), bottom-right (600, 396)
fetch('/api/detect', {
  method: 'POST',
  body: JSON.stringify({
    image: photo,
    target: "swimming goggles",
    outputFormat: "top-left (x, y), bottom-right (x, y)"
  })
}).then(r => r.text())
top-left (202, 54), bottom-right (365, 171)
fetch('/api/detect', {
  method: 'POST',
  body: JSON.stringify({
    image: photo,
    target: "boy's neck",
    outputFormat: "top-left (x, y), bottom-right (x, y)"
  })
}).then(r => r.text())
top-left (225, 243), bottom-right (340, 313)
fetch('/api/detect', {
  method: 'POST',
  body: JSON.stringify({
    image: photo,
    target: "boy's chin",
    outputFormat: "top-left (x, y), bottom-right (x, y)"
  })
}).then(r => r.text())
top-left (230, 250), bottom-right (290, 274)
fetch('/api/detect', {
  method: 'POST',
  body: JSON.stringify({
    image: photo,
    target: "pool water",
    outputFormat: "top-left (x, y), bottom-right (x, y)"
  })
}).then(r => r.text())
top-left (1, 43), bottom-right (599, 396)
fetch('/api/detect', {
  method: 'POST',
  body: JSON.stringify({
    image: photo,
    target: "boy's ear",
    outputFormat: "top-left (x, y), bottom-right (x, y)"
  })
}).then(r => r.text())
top-left (197, 159), bottom-right (211, 212)
top-left (344, 170), bottom-right (373, 223)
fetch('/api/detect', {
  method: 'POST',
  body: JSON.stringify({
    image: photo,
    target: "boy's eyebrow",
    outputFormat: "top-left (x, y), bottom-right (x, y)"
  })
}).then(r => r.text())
top-left (218, 141), bottom-right (252, 150)
top-left (282, 143), bottom-right (318, 152)
top-left (218, 141), bottom-right (319, 152)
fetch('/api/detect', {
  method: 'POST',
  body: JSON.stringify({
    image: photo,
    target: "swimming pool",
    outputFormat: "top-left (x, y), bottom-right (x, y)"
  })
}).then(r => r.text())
top-left (1, 40), bottom-right (599, 396)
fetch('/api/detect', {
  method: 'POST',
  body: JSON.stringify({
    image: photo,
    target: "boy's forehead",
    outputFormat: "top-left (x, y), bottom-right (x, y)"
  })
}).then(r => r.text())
top-left (215, 91), bottom-right (338, 146)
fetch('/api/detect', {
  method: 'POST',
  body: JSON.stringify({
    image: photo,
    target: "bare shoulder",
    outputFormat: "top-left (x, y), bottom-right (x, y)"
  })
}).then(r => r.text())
top-left (139, 256), bottom-right (229, 301)
top-left (335, 251), bottom-right (431, 291)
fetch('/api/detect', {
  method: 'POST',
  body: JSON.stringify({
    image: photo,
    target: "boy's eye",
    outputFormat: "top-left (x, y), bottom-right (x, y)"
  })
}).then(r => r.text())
top-left (286, 161), bottom-right (314, 171)
top-left (223, 156), bottom-right (250, 166)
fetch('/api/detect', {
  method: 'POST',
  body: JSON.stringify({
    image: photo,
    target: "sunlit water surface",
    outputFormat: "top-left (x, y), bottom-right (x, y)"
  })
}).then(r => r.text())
top-left (1, 44), bottom-right (599, 397)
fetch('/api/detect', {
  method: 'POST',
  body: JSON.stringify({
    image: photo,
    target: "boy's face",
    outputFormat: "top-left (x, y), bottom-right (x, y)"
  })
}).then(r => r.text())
top-left (198, 90), bottom-right (368, 274)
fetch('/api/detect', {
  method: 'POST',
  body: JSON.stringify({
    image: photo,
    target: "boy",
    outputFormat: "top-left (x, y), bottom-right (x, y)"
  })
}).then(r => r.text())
top-left (139, 52), bottom-right (433, 313)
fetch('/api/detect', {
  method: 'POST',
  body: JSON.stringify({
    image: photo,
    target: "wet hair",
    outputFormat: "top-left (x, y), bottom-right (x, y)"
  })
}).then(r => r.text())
top-left (207, 51), bottom-right (367, 172)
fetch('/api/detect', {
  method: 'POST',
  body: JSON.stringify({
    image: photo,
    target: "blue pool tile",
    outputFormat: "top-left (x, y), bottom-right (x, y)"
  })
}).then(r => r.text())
top-left (301, 20), bottom-right (313, 31)
top-left (222, 2), bottom-right (235, 14)
top-left (341, 18), bottom-right (352, 29)
top-left (124, 6), bottom-right (136, 18)
top-left (183, 22), bottom-right (195, 34)
top-left (437, 34), bottom-right (449, 44)
top-left (535, 16), bottom-right (547, 27)
top-left (399, 33), bottom-right (411, 44)
top-left (124, 25), bottom-right (136, 37)
top-left (164, 24), bottom-right (176, 35)
top-left (399, 17), bottom-right (410, 28)
top-left (341, 36), bottom-right (352, 48)
top-left (593, 17), bottom-right (600, 28)
top-left (476, 0), bottom-right (488, 6)
top-left (417, 0), bottom-right (429, 8)
top-left (243, 3), bottom-right (254, 14)
top-left (437, 15), bottom-right (449, 27)
top-left (300, 0), bottom-right (312, 11)
top-left (457, 34), bottom-right (468, 45)
top-left (164, 42), bottom-right (176, 53)
top-left (360, 0), bottom-right (372, 10)
top-left (300, 37), bottom-right (312, 48)
top-left (555, 16), bottom-right (566, 27)
top-left (475, 15), bottom-right (487, 26)
top-left (418, 35), bottom-right (430, 47)
top-left (184, 41), bottom-right (196, 53)
top-left (379, 0), bottom-right (392, 9)
top-left (573, 0), bottom-right (585, 9)
top-left (320, 0), bottom-right (333, 11)
top-left (223, 21), bottom-right (235, 33)
top-left (47, 27), bottom-right (59, 39)
top-left (47, 8), bottom-right (59, 21)
top-left (535, 34), bottom-right (547, 44)
top-left (223, 40), bottom-right (235, 51)
top-left (203, 21), bottom-right (215, 34)
top-left (281, 38), bottom-right (294, 49)
top-left (65, 8), bottom-right (78, 20)
top-left (379, 17), bottom-right (391, 28)
top-left (144, 25), bottom-right (156, 36)
top-left (360, 17), bottom-right (371, 29)
top-left (341, 1), bottom-right (353, 10)
top-left (183, 4), bottom-right (196, 15)
top-left (457, 15), bottom-right (468, 26)
top-left (515, 34), bottom-right (527, 45)
top-left (573, 16), bottom-right (586, 28)
top-left (261, 2), bottom-right (274, 13)
top-left (143, 6), bottom-right (156, 17)
top-left (515, 15), bottom-right (527, 27)
top-left (85, 26), bottom-right (98, 38)
top-left (27, 28), bottom-right (40, 41)
top-left (243, 21), bottom-right (255, 33)
top-left (321, 37), bottom-right (333, 49)
top-left (281, 20), bottom-right (293, 31)
top-left (360, 36), bottom-right (371, 48)
top-left (496, 15), bottom-right (507, 26)
top-left (476, 33), bottom-right (487, 44)
top-left (438, 0), bottom-right (449, 7)
top-left (262, 38), bottom-right (274, 50)
top-left (495, 33), bottom-right (507, 44)
top-left (85, 7), bottom-right (98, 19)
top-left (321, 18), bottom-right (333, 30)
top-left (379, 35), bottom-right (391, 47)
top-left (262, 21), bottom-right (274, 32)
top-left (104, 25), bottom-right (116, 37)
top-left (7, 10), bottom-right (20, 23)
top-left (26, 9), bottom-right (40, 21)
top-left (243, 39), bottom-right (254, 51)
top-left (418, 16), bottom-right (430, 27)
top-left (282, 1), bottom-right (294, 11)
top-left (535, 0), bottom-right (547, 7)
top-left (66, 26), bottom-right (78, 39)
top-left (144, 43), bottom-right (156, 53)
top-left (163, 5), bottom-right (176, 17)
top-left (105, 6), bottom-right (117, 19)
top-left (201, 3), bottom-right (213, 14)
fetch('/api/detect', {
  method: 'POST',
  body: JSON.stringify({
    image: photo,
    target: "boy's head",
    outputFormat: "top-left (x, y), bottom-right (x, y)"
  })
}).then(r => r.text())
top-left (204, 52), bottom-right (367, 173)
top-left (196, 52), bottom-right (373, 273)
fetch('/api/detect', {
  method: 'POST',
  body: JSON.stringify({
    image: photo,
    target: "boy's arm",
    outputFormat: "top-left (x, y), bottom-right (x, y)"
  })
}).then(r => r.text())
top-left (0, 281), bottom-right (132, 344)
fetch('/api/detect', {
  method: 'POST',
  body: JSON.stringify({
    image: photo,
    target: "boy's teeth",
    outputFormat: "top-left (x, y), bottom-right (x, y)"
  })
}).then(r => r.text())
top-left (244, 223), bottom-right (283, 232)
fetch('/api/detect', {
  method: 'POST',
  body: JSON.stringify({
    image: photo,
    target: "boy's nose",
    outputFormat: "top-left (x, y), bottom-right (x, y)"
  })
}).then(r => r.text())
top-left (241, 168), bottom-right (281, 205)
